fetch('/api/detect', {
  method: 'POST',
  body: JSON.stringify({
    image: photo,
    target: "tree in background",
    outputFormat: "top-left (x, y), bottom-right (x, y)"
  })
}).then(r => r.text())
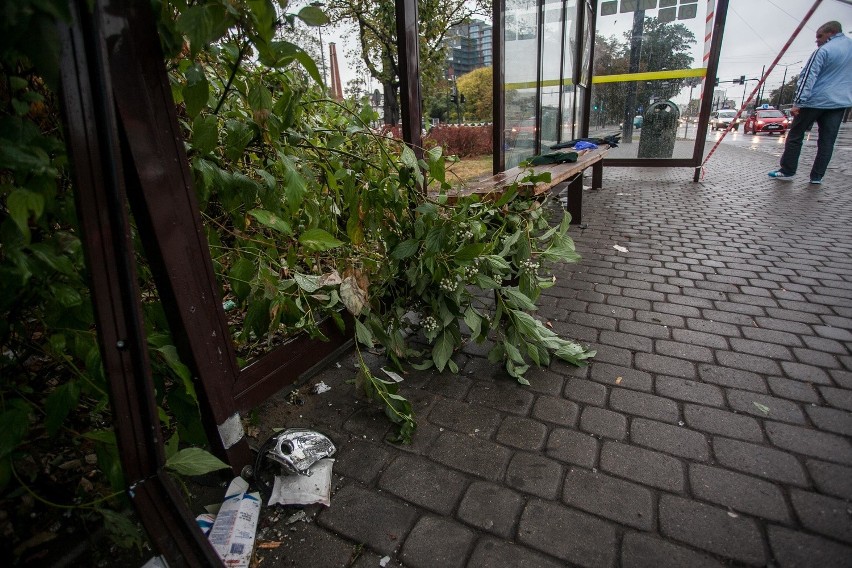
top-left (769, 74), bottom-right (799, 108)
top-left (457, 66), bottom-right (492, 121)
top-left (327, 0), bottom-right (489, 125)
top-left (591, 17), bottom-right (696, 126)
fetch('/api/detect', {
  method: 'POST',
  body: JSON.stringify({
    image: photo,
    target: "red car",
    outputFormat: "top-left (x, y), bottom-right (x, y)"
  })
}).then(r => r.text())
top-left (743, 107), bottom-right (789, 135)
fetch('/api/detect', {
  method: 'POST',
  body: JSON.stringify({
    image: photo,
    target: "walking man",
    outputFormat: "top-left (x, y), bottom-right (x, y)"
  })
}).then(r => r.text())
top-left (768, 21), bottom-right (852, 184)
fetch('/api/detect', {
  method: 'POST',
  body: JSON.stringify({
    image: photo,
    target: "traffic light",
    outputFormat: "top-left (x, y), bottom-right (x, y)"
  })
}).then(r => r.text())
top-left (714, 77), bottom-right (719, 87)
top-left (460, 94), bottom-right (465, 105)
top-left (739, 75), bottom-right (746, 84)
top-left (449, 94), bottom-right (457, 104)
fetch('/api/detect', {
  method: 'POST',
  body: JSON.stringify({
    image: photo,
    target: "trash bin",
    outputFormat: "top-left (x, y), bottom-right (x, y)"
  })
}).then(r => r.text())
top-left (638, 100), bottom-right (680, 158)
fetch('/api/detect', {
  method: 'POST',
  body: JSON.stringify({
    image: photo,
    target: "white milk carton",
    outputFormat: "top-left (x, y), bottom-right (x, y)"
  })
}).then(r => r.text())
top-left (206, 477), bottom-right (261, 567)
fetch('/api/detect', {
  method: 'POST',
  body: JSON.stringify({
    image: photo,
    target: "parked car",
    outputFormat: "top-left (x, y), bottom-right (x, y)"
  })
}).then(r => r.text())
top-left (709, 109), bottom-right (740, 131)
top-left (743, 106), bottom-right (789, 135)
top-left (633, 115), bottom-right (643, 129)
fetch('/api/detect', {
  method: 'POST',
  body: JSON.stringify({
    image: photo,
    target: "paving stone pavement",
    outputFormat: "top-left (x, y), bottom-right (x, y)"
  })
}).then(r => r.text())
top-left (252, 125), bottom-right (852, 567)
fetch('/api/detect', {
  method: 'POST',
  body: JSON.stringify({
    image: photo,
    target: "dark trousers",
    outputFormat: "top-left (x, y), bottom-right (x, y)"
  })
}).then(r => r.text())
top-left (779, 107), bottom-right (845, 180)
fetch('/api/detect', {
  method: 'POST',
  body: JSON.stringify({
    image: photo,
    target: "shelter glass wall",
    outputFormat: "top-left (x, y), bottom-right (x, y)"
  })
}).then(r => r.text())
top-left (590, 0), bottom-right (713, 160)
top-left (502, 0), bottom-right (585, 169)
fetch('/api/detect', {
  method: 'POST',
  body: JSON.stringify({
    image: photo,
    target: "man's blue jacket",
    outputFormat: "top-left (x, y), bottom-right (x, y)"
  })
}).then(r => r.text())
top-left (794, 32), bottom-right (852, 109)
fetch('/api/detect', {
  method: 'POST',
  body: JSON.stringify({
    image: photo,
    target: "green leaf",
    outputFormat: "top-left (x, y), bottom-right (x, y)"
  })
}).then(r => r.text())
top-left (98, 509), bottom-right (145, 552)
top-left (176, 4), bottom-right (231, 56)
top-left (224, 120), bottom-right (255, 162)
top-left (44, 381), bottom-right (79, 437)
top-left (0, 403), bottom-right (31, 458)
top-left (249, 0), bottom-right (276, 43)
top-left (182, 64), bottom-right (209, 118)
top-left (248, 209), bottom-right (291, 234)
top-left (228, 257), bottom-right (255, 301)
top-left (299, 228), bottom-right (343, 251)
top-left (292, 51), bottom-right (324, 86)
top-left (191, 115), bottom-right (218, 154)
top-left (297, 5), bottom-right (330, 26)
top-left (504, 288), bottom-right (537, 311)
top-left (455, 243), bottom-right (486, 261)
top-left (391, 239), bottom-right (420, 260)
top-left (7, 189), bottom-right (44, 241)
top-left (294, 272), bottom-right (321, 293)
top-left (464, 306), bottom-right (482, 339)
top-left (354, 319), bottom-right (374, 347)
top-left (155, 345), bottom-right (194, 396)
top-left (432, 330), bottom-right (454, 372)
top-left (51, 283), bottom-right (83, 307)
top-left (165, 447), bottom-right (229, 476)
top-left (753, 402), bottom-right (770, 415)
top-left (400, 146), bottom-right (419, 171)
top-left (248, 82), bottom-right (273, 114)
top-left (340, 276), bottom-right (367, 316)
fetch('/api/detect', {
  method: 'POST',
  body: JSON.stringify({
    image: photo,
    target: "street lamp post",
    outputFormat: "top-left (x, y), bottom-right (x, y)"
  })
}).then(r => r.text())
top-left (775, 60), bottom-right (801, 108)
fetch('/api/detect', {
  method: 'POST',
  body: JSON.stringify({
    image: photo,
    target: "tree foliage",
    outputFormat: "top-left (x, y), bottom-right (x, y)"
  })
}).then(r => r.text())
top-left (457, 66), bottom-right (493, 121)
top-left (326, 0), bottom-right (489, 124)
top-left (591, 16), bottom-right (696, 125)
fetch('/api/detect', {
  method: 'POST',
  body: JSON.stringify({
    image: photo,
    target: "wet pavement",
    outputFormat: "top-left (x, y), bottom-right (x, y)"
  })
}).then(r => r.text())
top-left (249, 123), bottom-right (852, 568)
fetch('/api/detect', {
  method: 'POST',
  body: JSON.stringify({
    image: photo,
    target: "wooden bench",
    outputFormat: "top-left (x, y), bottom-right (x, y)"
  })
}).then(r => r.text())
top-left (435, 145), bottom-right (609, 225)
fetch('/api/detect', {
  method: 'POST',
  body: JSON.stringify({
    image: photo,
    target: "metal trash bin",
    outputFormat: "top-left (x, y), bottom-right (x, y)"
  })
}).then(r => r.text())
top-left (638, 100), bottom-right (680, 158)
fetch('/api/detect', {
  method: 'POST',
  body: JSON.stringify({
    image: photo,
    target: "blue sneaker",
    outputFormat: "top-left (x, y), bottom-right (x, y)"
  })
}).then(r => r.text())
top-left (768, 170), bottom-right (794, 181)
top-left (810, 178), bottom-right (822, 185)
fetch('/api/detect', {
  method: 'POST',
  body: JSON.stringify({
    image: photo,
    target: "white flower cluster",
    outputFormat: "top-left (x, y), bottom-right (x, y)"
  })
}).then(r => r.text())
top-left (422, 315), bottom-right (439, 333)
top-left (462, 230), bottom-right (474, 240)
top-left (439, 277), bottom-right (458, 292)
top-left (462, 265), bottom-right (479, 279)
top-left (519, 258), bottom-right (540, 272)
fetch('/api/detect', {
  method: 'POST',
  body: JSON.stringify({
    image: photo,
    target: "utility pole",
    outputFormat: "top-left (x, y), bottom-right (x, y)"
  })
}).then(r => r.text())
top-left (775, 60), bottom-right (801, 107)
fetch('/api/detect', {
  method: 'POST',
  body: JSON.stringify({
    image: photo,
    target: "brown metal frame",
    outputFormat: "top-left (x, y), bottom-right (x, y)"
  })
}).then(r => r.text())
top-left (397, 0), bottom-right (424, 158)
top-left (492, 0), bottom-right (505, 174)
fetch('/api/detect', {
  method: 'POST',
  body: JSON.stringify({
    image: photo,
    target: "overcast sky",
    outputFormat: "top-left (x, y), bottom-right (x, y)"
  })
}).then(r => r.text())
top-left (307, 0), bottom-right (852, 106)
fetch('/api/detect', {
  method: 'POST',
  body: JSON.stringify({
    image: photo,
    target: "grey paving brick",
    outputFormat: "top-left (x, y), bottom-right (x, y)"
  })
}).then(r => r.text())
top-left (562, 467), bottom-right (653, 530)
top-left (400, 516), bottom-right (475, 568)
top-left (793, 347), bottom-right (842, 369)
top-left (517, 498), bottom-right (617, 567)
top-left (620, 319), bottom-right (671, 339)
top-left (590, 362), bottom-right (653, 391)
top-left (531, 395), bottom-right (579, 426)
top-left (428, 398), bottom-right (503, 436)
top-left (780, 361), bottom-right (833, 385)
top-left (607, 294), bottom-right (652, 311)
top-left (730, 337), bottom-right (794, 360)
top-left (767, 525), bottom-right (852, 568)
top-left (765, 421), bottom-right (852, 465)
top-left (599, 330), bottom-right (653, 353)
top-left (521, 367), bottom-right (566, 397)
top-left (318, 484), bottom-right (418, 555)
top-left (659, 495), bottom-right (765, 565)
top-left (631, 418), bottom-right (710, 461)
top-left (610, 388), bottom-right (680, 423)
top-left (429, 430), bottom-right (512, 481)
top-left (467, 538), bottom-right (563, 568)
top-left (716, 350), bottom-right (781, 375)
top-left (712, 436), bottom-right (808, 485)
top-left (689, 464), bottom-right (791, 522)
top-left (819, 385), bottom-right (852, 411)
top-left (265, 523), bottom-right (360, 567)
top-left (496, 415), bottom-right (549, 450)
top-left (806, 405), bottom-right (852, 436)
top-left (767, 377), bottom-right (820, 403)
top-left (790, 489), bottom-right (852, 544)
top-left (505, 452), bottom-right (564, 499)
top-left (656, 376), bottom-right (725, 407)
top-left (815, 324), bottom-right (852, 341)
top-left (333, 440), bottom-right (393, 484)
top-left (427, 373), bottom-right (474, 399)
top-left (589, 343), bottom-right (633, 366)
top-left (600, 441), bottom-right (684, 492)
top-left (766, 307), bottom-right (823, 324)
top-left (379, 454), bottom-right (469, 514)
top-left (684, 404), bottom-right (763, 441)
top-left (466, 381), bottom-right (535, 415)
top-left (620, 532), bottom-right (725, 568)
top-left (671, 328), bottom-right (729, 349)
top-left (752, 316), bottom-right (813, 335)
top-left (807, 459), bottom-right (852, 501)
top-left (803, 334), bottom-right (849, 354)
top-left (699, 364), bottom-right (767, 392)
top-left (686, 317), bottom-right (741, 336)
top-left (727, 389), bottom-right (807, 424)
top-left (655, 340), bottom-right (714, 363)
top-left (457, 481), bottom-right (525, 539)
top-left (546, 428), bottom-right (599, 468)
top-left (832, 369), bottom-right (852, 389)
top-left (636, 352), bottom-right (697, 378)
top-left (564, 377), bottom-right (607, 406)
top-left (580, 406), bottom-right (627, 440)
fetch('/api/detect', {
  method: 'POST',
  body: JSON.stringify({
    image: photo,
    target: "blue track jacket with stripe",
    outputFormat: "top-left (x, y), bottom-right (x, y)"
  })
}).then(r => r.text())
top-left (793, 32), bottom-right (852, 109)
